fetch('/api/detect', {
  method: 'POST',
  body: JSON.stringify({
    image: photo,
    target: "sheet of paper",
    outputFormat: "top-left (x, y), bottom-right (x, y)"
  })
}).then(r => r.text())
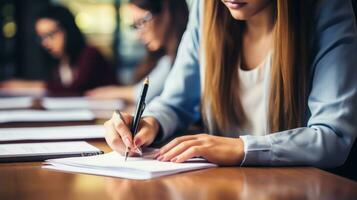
top-left (0, 125), bottom-right (105, 142)
top-left (43, 151), bottom-right (217, 180)
top-left (0, 97), bottom-right (34, 109)
top-left (42, 97), bottom-right (125, 110)
top-left (0, 141), bottom-right (101, 157)
top-left (0, 109), bottom-right (95, 123)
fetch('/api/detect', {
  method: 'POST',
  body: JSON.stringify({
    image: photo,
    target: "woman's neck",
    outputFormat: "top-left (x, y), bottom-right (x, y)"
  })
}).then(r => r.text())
top-left (245, 3), bottom-right (274, 39)
top-left (60, 55), bottom-right (70, 65)
top-left (241, 3), bottom-right (274, 70)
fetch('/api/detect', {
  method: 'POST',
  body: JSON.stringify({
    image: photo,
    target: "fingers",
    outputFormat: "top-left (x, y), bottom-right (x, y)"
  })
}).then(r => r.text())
top-left (133, 126), bottom-right (154, 148)
top-left (104, 111), bottom-right (136, 156)
top-left (157, 139), bottom-right (202, 162)
top-left (85, 86), bottom-right (116, 98)
top-left (104, 120), bottom-right (126, 154)
top-left (104, 113), bottom-right (161, 158)
top-left (112, 111), bottom-right (134, 149)
top-left (86, 89), bottom-right (108, 98)
top-left (171, 146), bottom-right (202, 163)
top-left (158, 135), bottom-right (198, 155)
top-left (133, 117), bottom-right (159, 148)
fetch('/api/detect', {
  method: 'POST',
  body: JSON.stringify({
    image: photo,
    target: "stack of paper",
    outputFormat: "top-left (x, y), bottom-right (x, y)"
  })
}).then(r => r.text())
top-left (0, 141), bottom-right (103, 162)
top-left (0, 110), bottom-right (95, 123)
top-left (42, 97), bottom-right (125, 110)
top-left (0, 125), bottom-right (105, 142)
top-left (0, 97), bottom-right (34, 109)
top-left (43, 150), bottom-right (217, 180)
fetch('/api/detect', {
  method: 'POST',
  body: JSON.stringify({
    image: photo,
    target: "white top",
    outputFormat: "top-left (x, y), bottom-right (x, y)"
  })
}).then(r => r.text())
top-left (238, 54), bottom-right (271, 136)
top-left (59, 63), bottom-right (73, 87)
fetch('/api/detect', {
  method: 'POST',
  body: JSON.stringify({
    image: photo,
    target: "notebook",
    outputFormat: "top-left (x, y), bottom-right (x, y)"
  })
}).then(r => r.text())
top-left (42, 97), bottom-right (125, 110)
top-left (43, 150), bottom-right (217, 180)
top-left (0, 97), bottom-right (34, 109)
top-left (0, 109), bottom-right (95, 123)
top-left (0, 141), bottom-right (103, 162)
top-left (0, 125), bottom-right (105, 142)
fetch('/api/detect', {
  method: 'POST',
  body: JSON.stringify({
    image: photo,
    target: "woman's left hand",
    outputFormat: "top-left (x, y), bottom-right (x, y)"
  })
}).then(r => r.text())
top-left (155, 134), bottom-right (245, 166)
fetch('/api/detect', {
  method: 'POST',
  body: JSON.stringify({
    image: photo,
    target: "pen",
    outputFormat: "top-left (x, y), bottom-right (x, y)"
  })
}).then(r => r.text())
top-left (124, 77), bottom-right (149, 161)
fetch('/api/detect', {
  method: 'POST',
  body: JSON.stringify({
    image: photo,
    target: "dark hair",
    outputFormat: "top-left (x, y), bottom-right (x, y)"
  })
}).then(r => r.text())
top-left (130, 0), bottom-right (163, 15)
top-left (130, 0), bottom-right (189, 81)
top-left (35, 5), bottom-right (86, 65)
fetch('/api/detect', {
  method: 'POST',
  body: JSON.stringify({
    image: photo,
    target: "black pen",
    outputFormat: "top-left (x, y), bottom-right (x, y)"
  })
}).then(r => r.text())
top-left (124, 77), bottom-right (149, 161)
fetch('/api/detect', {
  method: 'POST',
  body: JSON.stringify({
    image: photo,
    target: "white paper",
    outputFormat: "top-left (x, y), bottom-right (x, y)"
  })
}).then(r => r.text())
top-left (42, 97), bottom-right (125, 110)
top-left (0, 125), bottom-right (105, 141)
top-left (0, 97), bottom-right (34, 109)
top-left (0, 141), bottom-right (101, 157)
top-left (43, 151), bottom-right (217, 180)
top-left (0, 110), bottom-right (95, 123)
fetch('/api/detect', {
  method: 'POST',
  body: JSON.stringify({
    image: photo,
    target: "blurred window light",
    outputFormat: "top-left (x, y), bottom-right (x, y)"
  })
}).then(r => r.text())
top-left (3, 21), bottom-right (16, 38)
top-left (52, 0), bottom-right (116, 58)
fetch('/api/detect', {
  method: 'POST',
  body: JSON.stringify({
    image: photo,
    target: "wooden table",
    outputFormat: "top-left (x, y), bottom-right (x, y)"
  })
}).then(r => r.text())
top-left (1, 140), bottom-right (356, 200)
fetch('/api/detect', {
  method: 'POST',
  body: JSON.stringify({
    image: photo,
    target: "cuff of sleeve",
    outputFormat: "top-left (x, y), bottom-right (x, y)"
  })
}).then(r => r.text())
top-left (142, 99), bottom-right (179, 143)
top-left (240, 135), bottom-right (273, 166)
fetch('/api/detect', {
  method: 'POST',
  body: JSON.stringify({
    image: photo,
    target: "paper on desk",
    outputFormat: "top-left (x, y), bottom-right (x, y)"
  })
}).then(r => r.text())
top-left (42, 97), bottom-right (125, 110)
top-left (0, 97), bottom-right (34, 109)
top-left (0, 125), bottom-right (105, 142)
top-left (43, 150), bottom-right (217, 180)
top-left (0, 141), bottom-right (101, 158)
top-left (0, 109), bottom-right (95, 123)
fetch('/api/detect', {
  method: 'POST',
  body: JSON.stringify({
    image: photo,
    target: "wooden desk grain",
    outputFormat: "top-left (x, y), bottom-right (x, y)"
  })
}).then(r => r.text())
top-left (0, 140), bottom-right (356, 200)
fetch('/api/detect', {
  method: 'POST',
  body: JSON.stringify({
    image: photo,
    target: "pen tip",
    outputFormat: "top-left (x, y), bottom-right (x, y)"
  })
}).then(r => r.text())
top-left (144, 77), bottom-right (149, 85)
top-left (124, 152), bottom-right (128, 162)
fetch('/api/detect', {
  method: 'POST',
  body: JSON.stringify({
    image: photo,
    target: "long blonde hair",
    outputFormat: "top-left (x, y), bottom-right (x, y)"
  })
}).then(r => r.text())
top-left (202, 1), bottom-right (311, 133)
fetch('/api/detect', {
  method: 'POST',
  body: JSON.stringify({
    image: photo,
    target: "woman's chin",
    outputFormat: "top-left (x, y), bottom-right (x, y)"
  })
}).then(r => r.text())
top-left (228, 10), bottom-right (250, 20)
top-left (146, 42), bottom-right (161, 52)
top-left (48, 51), bottom-right (62, 59)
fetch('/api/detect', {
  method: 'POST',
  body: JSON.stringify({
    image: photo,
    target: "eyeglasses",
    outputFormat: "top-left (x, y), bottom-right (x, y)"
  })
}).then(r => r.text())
top-left (37, 28), bottom-right (61, 42)
top-left (130, 12), bottom-right (153, 30)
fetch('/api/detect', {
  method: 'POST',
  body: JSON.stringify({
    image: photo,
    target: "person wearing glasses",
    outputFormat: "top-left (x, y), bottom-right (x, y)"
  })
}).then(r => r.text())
top-left (0, 5), bottom-right (116, 95)
top-left (86, 0), bottom-right (189, 103)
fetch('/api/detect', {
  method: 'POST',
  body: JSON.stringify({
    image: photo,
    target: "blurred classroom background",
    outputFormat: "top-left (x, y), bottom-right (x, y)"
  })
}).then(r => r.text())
top-left (0, 0), bottom-right (194, 85)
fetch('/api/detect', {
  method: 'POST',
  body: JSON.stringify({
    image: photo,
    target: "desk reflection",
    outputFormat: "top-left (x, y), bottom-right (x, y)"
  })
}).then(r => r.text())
top-left (104, 167), bottom-right (355, 200)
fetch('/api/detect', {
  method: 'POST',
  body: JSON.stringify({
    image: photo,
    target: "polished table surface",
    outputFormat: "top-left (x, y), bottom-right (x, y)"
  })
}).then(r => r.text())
top-left (1, 140), bottom-right (357, 200)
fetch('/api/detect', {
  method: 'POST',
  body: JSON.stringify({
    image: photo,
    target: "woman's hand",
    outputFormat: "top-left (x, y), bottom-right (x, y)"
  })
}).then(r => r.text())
top-left (104, 111), bottom-right (160, 156)
top-left (85, 85), bottom-right (134, 101)
top-left (0, 79), bottom-right (45, 89)
top-left (155, 134), bottom-right (245, 166)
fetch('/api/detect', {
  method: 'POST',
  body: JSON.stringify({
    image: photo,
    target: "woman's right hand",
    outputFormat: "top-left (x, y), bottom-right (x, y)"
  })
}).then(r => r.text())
top-left (104, 111), bottom-right (160, 156)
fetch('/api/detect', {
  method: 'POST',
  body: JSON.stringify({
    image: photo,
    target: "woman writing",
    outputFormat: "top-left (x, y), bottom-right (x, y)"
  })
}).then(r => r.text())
top-left (104, 0), bottom-right (357, 170)
top-left (86, 0), bottom-right (188, 103)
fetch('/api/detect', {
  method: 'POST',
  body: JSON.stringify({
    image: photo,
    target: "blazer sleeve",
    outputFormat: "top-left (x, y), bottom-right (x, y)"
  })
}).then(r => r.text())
top-left (240, 0), bottom-right (357, 168)
top-left (142, 0), bottom-right (202, 142)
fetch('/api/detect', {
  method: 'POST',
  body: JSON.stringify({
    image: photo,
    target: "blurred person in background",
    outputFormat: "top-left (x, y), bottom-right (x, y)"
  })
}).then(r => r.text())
top-left (0, 5), bottom-right (116, 95)
top-left (86, 0), bottom-right (189, 103)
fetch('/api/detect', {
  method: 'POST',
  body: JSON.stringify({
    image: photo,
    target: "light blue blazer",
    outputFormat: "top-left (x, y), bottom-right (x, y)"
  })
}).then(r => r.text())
top-left (143, 0), bottom-right (357, 168)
